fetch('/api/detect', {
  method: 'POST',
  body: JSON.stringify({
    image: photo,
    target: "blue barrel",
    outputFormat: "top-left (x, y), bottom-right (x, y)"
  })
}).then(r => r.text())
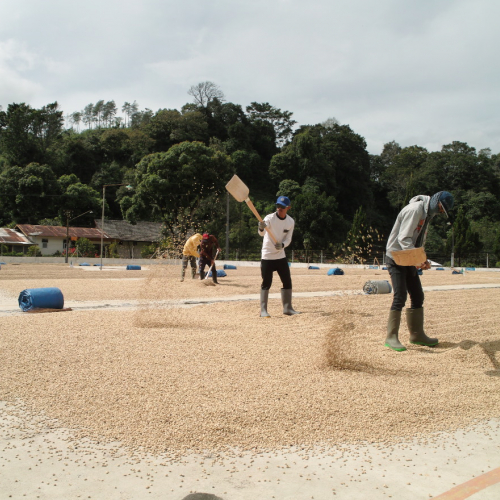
top-left (126, 265), bottom-right (141, 270)
top-left (208, 269), bottom-right (227, 278)
top-left (327, 268), bottom-right (344, 275)
top-left (223, 264), bottom-right (237, 270)
top-left (18, 287), bottom-right (64, 312)
top-left (308, 266), bottom-right (319, 270)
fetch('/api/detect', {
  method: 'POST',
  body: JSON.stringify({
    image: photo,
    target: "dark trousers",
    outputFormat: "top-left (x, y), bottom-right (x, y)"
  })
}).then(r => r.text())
top-left (387, 257), bottom-right (424, 311)
top-left (261, 258), bottom-right (292, 290)
top-left (182, 255), bottom-right (196, 270)
top-left (199, 256), bottom-right (217, 280)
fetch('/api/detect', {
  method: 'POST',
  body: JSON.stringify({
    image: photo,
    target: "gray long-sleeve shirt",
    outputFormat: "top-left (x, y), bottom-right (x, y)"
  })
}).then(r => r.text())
top-left (386, 195), bottom-right (430, 260)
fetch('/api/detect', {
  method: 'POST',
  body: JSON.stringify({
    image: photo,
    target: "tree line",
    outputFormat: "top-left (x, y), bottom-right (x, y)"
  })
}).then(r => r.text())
top-left (1, 82), bottom-right (500, 266)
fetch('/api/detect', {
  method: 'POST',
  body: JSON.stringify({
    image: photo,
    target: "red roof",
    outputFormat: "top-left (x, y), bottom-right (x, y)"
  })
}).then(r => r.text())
top-left (16, 225), bottom-right (110, 240)
top-left (0, 228), bottom-right (32, 245)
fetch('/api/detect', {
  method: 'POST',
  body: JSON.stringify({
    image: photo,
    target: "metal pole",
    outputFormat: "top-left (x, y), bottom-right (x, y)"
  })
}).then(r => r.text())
top-left (451, 227), bottom-right (454, 267)
top-left (100, 186), bottom-right (106, 270)
top-left (65, 214), bottom-right (70, 264)
top-left (225, 192), bottom-right (229, 257)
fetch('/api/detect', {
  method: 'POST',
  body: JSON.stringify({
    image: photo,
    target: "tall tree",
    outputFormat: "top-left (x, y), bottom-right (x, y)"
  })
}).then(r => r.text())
top-left (188, 81), bottom-right (225, 108)
top-left (121, 141), bottom-right (232, 247)
top-left (246, 102), bottom-right (296, 147)
top-left (447, 206), bottom-right (483, 265)
top-left (0, 163), bottom-right (60, 224)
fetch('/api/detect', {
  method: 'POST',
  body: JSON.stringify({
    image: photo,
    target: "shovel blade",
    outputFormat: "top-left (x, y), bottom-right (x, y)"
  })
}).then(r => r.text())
top-left (225, 174), bottom-right (249, 202)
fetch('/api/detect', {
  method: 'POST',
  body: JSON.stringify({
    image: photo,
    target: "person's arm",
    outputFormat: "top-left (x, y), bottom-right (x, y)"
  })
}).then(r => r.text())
top-left (258, 215), bottom-right (270, 237)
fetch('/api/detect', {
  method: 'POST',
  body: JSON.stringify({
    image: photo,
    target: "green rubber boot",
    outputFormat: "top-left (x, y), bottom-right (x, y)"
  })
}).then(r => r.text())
top-left (407, 308), bottom-right (438, 346)
top-left (281, 288), bottom-right (300, 315)
top-left (260, 289), bottom-right (271, 318)
top-left (384, 310), bottom-right (407, 351)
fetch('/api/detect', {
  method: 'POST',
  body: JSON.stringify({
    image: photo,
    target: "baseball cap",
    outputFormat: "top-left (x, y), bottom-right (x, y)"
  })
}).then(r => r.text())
top-left (276, 196), bottom-right (291, 207)
top-left (202, 233), bottom-right (209, 239)
top-left (438, 191), bottom-right (454, 219)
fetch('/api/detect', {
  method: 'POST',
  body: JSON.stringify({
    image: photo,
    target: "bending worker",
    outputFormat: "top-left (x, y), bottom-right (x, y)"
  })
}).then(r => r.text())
top-left (258, 195), bottom-right (300, 317)
top-left (385, 191), bottom-right (454, 351)
top-left (180, 233), bottom-right (202, 282)
top-left (199, 233), bottom-right (221, 283)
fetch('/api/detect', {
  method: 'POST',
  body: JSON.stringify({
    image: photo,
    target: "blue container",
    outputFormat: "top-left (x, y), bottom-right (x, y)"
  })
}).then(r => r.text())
top-left (327, 268), bottom-right (344, 276)
top-left (18, 287), bottom-right (64, 312)
top-left (79, 262), bottom-right (90, 266)
top-left (126, 265), bottom-right (141, 270)
top-left (208, 269), bottom-right (227, 278)
top-left (435, 267), bottom-right (444, 271)
top-left (308, 266), bottom-right (319, 270)
top-left (465, 267), bottom-right (476, 271)
top-left (223, 264), bottom-right (237, 270)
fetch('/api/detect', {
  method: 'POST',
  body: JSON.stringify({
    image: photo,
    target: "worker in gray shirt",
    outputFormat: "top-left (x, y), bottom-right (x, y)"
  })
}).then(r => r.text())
top-left (385, 191), bottom-right (454, 351)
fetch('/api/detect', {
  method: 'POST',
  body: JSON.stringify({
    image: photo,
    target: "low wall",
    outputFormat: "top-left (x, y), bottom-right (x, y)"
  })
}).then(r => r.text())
top-left (0, 256), bottom-right (498, 272)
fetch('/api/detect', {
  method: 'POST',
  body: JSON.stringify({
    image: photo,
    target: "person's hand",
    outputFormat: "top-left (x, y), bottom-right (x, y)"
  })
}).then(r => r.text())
top-left (258, 221), bottom-right (267, 231)
top-left (275, 242), bottom-right (283, 250)
top-left (417, 260), bottom-right (431, 270)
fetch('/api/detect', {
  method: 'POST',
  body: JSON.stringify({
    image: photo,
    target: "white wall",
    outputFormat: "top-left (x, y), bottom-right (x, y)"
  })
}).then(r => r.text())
top-left (29, 236), bottom-right (65, 255)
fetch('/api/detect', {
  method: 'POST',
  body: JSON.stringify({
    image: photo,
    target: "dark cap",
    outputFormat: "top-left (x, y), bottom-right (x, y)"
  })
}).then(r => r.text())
top-left (439, 191), bottom-right (454, 218)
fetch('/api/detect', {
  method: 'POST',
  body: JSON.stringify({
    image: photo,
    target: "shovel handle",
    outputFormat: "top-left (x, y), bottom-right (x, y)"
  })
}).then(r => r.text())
top-left (245, 198), bottom-right (278, 244)
top-left (204, 249), bottom-right (220, 280)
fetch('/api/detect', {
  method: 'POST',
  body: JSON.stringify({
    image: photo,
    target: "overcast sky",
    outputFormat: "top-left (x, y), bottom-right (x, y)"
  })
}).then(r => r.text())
top-left (1, 0), bottom-right (498, 155)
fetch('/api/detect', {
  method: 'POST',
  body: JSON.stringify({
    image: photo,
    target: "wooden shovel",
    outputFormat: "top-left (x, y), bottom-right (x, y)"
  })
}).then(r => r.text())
top-left (225, 175), bottom-right (278, 244)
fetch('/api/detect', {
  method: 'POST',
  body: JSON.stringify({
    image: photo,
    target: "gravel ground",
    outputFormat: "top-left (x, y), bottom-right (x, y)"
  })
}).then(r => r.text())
top-left (1, 263), bottom-right (499, 460)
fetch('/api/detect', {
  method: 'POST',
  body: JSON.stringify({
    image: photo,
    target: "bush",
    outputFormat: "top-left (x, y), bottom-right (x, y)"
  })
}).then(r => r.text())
top-left (108, 241), bottom-right (120, 258)
top-left (75, 237), bottom-right (97, 257)
top-left (141, 244), bottom-right (156, 258)
top-left (27, 245), bottom-right (42, 257)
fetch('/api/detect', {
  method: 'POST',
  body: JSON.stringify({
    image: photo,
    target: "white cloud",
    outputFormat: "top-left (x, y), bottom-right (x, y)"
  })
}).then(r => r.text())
top-left (1, 0), bottom-right (499, 154)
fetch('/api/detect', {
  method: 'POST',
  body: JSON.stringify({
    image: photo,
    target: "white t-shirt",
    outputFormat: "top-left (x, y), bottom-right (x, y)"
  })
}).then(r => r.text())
top-left (259, 212), bottom-right (295, 260)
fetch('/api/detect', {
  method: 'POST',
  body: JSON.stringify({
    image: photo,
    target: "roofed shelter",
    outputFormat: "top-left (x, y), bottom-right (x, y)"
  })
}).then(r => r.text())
top-left (94, 220), bottom-right (163, 258)
top-left (16, 224), bottom-right (107, 257)
top-left (0, 228), bottom-right (33, 255)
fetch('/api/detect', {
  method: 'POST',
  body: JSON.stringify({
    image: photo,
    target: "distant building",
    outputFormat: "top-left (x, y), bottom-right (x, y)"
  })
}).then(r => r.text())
top-left (16, 224), bottom-right (106, 257)
top-left (0, 228), bottom-right (33, 255)
top-left (94, 220), bottom-right (163, 258)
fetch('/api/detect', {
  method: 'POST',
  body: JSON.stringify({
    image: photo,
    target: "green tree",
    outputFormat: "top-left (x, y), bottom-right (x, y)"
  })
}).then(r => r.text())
top-left (0, 163), bottom-right (59, 224)
top-left (57, 174), bottom-right (101, 221)
top-left (246, 102), bottom-right (296, 147)
top-left (293, 190), bottom-right (347, 250)
top-left (75, 237), bottom-right (97, 257)
top-left (122, 141), bottom-right (232, 248)
top-left (447, 206), bottom-right (483, 265)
